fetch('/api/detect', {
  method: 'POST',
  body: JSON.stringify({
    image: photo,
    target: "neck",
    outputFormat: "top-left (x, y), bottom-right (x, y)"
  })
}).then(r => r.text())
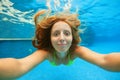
top-left (56, 52), bottom-right (67, 59)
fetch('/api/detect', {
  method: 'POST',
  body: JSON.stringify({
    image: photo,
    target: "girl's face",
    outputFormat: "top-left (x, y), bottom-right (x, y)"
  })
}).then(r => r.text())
top-left (51, 21), bottom-right (73, 53)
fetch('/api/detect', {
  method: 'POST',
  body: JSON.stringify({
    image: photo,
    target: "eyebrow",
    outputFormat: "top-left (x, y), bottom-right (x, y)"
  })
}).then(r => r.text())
top-left (53, 29), bottom-right (71, 32)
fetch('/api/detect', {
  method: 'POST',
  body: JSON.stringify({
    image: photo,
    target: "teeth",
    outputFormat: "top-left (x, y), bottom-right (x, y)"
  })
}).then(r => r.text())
top-left (58, 42), bottom-right (66, 44)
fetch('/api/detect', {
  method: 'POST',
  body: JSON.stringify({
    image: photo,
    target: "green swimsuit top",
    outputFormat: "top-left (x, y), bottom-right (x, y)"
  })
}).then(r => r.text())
top-left (50, 53), bottom-right (74, 66)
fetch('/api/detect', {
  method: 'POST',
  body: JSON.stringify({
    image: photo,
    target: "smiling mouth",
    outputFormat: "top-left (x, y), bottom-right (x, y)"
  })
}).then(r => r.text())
top-left (58, 44), bottom-right (66, 46)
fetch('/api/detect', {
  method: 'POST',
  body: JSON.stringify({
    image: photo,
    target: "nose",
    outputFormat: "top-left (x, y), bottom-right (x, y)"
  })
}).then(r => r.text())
top-left (59, 32), bottom-right (65, 42)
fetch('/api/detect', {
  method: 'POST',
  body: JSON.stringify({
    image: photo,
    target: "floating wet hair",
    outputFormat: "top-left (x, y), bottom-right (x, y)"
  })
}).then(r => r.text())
top-left (33, 10), bottom-right (81, 53)
top-left (34, 10), bottom-right (81, 29)
top-left (56, 12), bottom-right (81, 28)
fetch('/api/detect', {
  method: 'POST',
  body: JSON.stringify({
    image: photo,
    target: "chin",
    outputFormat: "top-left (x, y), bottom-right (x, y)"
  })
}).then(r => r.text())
top-left (57, 49), bottom-right (68, 53)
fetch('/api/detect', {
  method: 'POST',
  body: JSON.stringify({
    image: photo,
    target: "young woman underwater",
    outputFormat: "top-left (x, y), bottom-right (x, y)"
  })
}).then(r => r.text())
top-left (0, 10), bottom-right (120, 80)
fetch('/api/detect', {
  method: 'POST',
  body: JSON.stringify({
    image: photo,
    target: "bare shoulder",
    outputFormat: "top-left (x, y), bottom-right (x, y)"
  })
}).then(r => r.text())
top-left (35, 49), bottom-right (50, 54)
top-left (74, 46), bottom-right (91, 53)
top-left (72, 46), bottom-right (86, 58)
top-left (32, 49), bottom-right (50, 59)
top-left (74, 46), bottom-right (96, 57)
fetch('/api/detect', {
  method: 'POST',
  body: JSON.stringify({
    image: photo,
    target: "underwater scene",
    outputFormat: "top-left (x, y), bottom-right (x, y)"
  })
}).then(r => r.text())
top-left (0, 0), bottom-right (120, 80)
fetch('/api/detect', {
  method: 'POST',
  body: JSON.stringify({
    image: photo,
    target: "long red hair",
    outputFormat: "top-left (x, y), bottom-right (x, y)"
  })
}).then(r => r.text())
top-left (32, 10), bottom-right (81, 53)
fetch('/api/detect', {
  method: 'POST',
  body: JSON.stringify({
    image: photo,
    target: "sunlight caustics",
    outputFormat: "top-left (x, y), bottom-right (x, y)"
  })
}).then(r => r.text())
top-left (0, 0), bottom-right (34, 24)
top-left (0, 0), bottom-right (98, 24)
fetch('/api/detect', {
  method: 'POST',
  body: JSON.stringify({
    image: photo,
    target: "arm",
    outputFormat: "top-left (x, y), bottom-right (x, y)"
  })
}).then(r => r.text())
top-left (0, 50), bottom-right (48, 79)
top-left (75, 46), bottom-right (120, 72)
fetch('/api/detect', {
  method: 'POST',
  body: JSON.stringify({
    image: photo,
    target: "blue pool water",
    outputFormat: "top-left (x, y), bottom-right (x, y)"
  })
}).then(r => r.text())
top-left (0, 0), bottom-right (120, 80)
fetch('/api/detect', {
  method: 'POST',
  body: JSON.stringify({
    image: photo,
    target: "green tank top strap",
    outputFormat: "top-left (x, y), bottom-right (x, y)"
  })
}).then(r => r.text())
top-left (67, 53), bottom-right (74, 66)
top-left (50, 52), bottom-right (56, 66)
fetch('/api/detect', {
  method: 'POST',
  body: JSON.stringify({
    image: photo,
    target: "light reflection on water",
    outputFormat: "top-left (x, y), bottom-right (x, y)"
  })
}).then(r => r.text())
top-left (0, 0), bottom-right (98, 24)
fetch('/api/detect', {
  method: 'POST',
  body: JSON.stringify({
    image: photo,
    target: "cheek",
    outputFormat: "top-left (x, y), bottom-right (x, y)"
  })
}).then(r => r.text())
top-left (67, 36), bottom-right (73, 46)
top-left (51, 37), bottom-right (57, 46)
top-left (51, 37), bottom-right (57, 42)
top-left (69, 36), bottom-right (73, 43)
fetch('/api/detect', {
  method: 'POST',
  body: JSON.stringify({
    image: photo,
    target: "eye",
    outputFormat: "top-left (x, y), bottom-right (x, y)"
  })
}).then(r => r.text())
top-left (53, 31), bottom-right (60, 37)
top-left (64, 31), bottom-right (71, 36)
